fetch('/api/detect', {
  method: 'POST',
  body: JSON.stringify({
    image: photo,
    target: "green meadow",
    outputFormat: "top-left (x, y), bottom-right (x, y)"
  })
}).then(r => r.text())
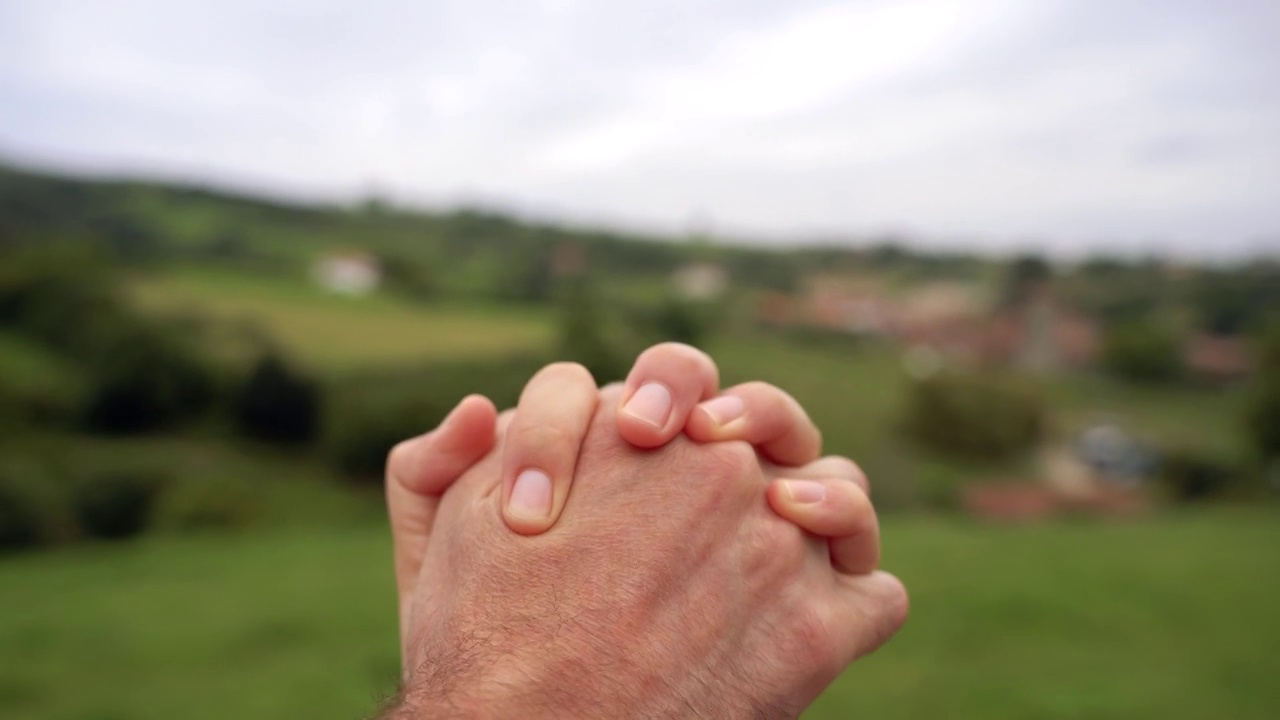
top-left (131, 268), bottom-right (556, 369)
top-left (2, 510), bottom-right (1276, 720)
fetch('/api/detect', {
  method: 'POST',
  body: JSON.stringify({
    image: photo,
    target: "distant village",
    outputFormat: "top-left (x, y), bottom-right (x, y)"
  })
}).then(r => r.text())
top-left (310, 249), bottom-right (1254, 387)
top-left (750, 270), bottom-right (1252, 384)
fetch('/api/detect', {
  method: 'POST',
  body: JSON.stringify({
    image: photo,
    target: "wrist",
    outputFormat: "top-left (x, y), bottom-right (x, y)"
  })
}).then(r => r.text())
top-left (385, 658), bottom-right (572, 720)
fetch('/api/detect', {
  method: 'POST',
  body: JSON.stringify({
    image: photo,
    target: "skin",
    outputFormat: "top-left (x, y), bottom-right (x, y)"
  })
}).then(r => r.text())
top-left (383, 344), bottom-right (907, 717)
top-left (385, 384), bottom-right (907, 719)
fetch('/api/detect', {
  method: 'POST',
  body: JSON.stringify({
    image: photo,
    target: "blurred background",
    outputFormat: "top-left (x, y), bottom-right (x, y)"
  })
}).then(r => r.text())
top-left (2, 1), bottom-right (1278, 718)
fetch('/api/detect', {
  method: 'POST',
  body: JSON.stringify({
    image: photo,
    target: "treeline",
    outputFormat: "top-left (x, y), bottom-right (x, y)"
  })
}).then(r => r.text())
top-left (0, 243), bottom-right (710, 551)
top-left (0, 163), bottom-right (799, 300)
top-left (4, 162), bottom-right (1277, 335)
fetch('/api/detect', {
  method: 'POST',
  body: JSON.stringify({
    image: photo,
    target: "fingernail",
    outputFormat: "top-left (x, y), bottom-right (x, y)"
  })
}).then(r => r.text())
top-left (783, 480), bottom-right (827, 504)
top-left (622, 383), bottom-right (672, 428)
top-left (699, 395), bottom-right (745, 426)
top-left (509, 469), bottom-right (552, 519)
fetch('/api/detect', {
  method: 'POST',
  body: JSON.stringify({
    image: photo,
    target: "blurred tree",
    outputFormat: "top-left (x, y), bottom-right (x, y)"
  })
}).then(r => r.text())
top-left (653, 296), bottom-right (707, 347)
top-left (900, 371), bottom-right (1044, 460)
top-left (380, 251), bottom-right (439, 301)
top-left (81, 325), bottom-right (217, 434)
top-left (999, 254), bottom-right (1052, 308)
top-left (0, 460), bottom-right (64, 550)
top-left (1102, 320), bottom-right (1183, 384)
top-left (1245, 324), bottom-right (1280, 462)
top-left (1190, 265), bottom-right (1280, 335)
top-left (558, 276), bottom-right (626, 382)
top-left (73, 472), bottom-right (161, 540)
top-left (325, 356), bottom-right (541, 483)
top-left (866, 241), bottom-right (911, 268)
top-left (497, 243), bottom-right (556, 303)
top-left (1159, 448), bottom-right (1243, 502)
top-left (234, 354), bottom-right (321, 446)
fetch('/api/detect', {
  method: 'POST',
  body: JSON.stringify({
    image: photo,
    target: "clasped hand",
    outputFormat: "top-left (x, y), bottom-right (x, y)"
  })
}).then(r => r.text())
top-left (383, 344), bottom-right (908, 719)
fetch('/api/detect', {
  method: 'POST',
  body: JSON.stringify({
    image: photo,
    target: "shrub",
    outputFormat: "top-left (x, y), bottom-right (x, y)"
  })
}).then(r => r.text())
top-left (81, 324), bottom-right (218, 434)
top-left (652, 297), bottom-right (707, 347)
top-left (1247, 378), bottom-right (1280, 463)
top-left (900, 371), bottom-right (1044, 460)
top-left (0, 462), bottom-right (66, 551)
top-left (72, 472), bottom-right (163, 540)
top-left (1245, 324), bottom-right (1280, 462)
top-left (0, 334), bottom-right (85, 431)
top-left (558, 277), bottom-right (628, 383)
top-left (1102, 320), bottom-right (1183, 383)
top-left (325, 356), bottom-right (544, 484)
top-left (327, 395), bottom-right (450, 483)
top-left (234, 354), bottom-right (321, 445)
top-left (1158, 449), bottom-right (1244, 502)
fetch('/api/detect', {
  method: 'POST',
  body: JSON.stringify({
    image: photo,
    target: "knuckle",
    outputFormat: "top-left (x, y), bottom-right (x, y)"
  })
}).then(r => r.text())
top-left (735, 381), bottom-right (793, 412)
top-left (816, 456), bottom-right (868, 488)
top-left (534, 361), bottom-right (595, 389)
top-left (509, 422), bottom-right (579, 461)
top-left (701, 440), bottom-right (759, 483)
top-left (751, 519), bottom-right (807, 580)
top-left (824, 456), bottom-right (861, 478)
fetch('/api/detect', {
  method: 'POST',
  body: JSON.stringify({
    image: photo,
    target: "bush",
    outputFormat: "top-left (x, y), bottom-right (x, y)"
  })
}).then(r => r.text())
top-left (652, 297), bottom-right (707, 347)
top-left (234, 354), bottom-right (321, 445)
top-left (558, 277), bottom-right (628, 383)
top-left (0, 462), bottom-right (66, 551)
top-left (1245, 324), bottom-right (1280, 462)
top-left (901, 371), bottom-right (1044, 460)
top-left (72, 472), bottom-right (163, 540)
top-left (1247, 379), bottom-right (1280, 462)
top-left (0, 333), bottom-right (86, 431)
top-left (325, 356), bottom-right (542, 483)
top-left (380, 252), bottom-right (439, 301)
top-left (327, 395), bottom-right (450, 483)
top-left (81, 325), bottom-right (217, 434)
top-left (1158, 449), bottom-right (1244, 502)
top-left (1102, 320), bottom-right (1183, 383)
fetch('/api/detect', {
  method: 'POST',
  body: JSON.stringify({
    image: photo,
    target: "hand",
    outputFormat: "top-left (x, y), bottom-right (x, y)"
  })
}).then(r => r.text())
top-left (387, 381), bottom-right (908, 719)
top-left (498, 343), bottom-right (881, 573)
top-left (386, 345), bottom-right (894, 665)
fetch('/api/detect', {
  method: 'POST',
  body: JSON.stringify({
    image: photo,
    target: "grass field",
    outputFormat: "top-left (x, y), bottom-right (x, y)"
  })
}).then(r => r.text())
top-left (130, 268), bottom-right (556, 369)
top-left (2, 510), bottom-right (1277, 720)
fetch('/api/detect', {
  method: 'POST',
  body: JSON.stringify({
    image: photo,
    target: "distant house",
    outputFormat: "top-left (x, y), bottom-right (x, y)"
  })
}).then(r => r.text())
top-left (313, 251), bottom-right (382, 295)
top-left (897, 282), bottom-right (984, 327)
top-left (756, 291), bottom-right (797, 327)
top-left (892, 282), bottom-right (987, 363)
top-left (672, 262), bottom-right (729, 301)
top-left (790, 274), bottom-right (898, 335)
top-left (1184, 334), bottom-right (1252, 381)
top-left (757, 274), bottom-right (1102, 374)
top-left (984, 304), bottom-right (1100, 372)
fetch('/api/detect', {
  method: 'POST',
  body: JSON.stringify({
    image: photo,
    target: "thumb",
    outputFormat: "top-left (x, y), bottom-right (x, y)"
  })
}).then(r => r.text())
top-left (386, 394), bottom-right (497, 662)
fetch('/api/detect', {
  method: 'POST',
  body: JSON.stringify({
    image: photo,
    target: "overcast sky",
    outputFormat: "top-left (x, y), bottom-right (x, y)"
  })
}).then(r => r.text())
top-left (1, 0), bottom-right (1278, 257)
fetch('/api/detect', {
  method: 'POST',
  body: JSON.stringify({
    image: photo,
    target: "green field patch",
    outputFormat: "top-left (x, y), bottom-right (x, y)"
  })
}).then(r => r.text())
top-left (1, 511), bottom-right (1277, 719)
top-left (130, 268), bottom-right (555, 369)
